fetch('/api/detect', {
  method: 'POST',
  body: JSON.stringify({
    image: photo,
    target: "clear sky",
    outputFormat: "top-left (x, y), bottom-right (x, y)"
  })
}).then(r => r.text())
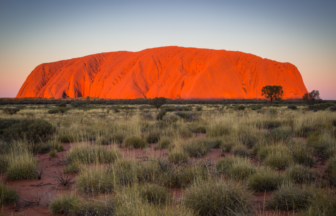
top-left (0, 0), bottom-right (335, 99)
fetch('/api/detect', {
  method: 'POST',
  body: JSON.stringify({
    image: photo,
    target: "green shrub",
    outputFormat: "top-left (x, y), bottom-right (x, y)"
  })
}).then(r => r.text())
top-left (137, 160), bottom-right (167, 184)
top-left (248, 168), bottom-right (283, 191)
top-left (156, 137), bottom-right (171, 149)
top-left (76, 167), bottom-right (114, 194)
top-left (48, 107), bottom-right (68, 114)
top-left (146, 131), bottom-right (161, 143)
top-left (66, 145), bottom-right (121, 165)
top-left (196, 106), bottom-right (202, 111)
top-left (95, 135), bottom-right (111, 145)
top-left (123, 136), bottom-right (147, 149)
top-left (266, 126), bottom-right (293, 142)
top-left (162, 114), bottom-right (180, 123)
top-left (174, 111), bottom-right (198, 121)
top-left (296, 126), bottom-right (316, 137)
top-left (237, 105), bottom-right (245, 110)
top-left (299, 189), bottom-right (336, 216)
top-left (187, 123), bottom-right (206, 133)
top-left (286, 165), bottom-right (316, 184)
top-left (267, 184), bottom-right (312, 211)
top-left (206, 125), bottom-right (231, 137)
top-left (3, 119), bottom-right (55, 143)
top-left (139, 184), bottom-right (170, 205)
top-left (3, 108), bottom-right (20, 115)
top-left (168, 149), bottom-right (188, 164)
top-left (0, 181), bottom-right (18, 204)
top-left (289, 142), bottom-right (315, 167)
top-left (183, 180), bottom-right (253, 216)
top-left (220, 139), bottom-right (236, 152)
top-left (232, 144), bottom-right (250, 157)
top-left (50, 194), bottom-right (81, 215)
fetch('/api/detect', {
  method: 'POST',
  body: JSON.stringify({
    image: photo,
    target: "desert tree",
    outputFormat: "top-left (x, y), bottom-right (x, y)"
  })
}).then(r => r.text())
top-left (261, 86), bottom-right (284, 103)
top-left (302, 90), bottom-right (320, 103)
top-left (150, 97), bottom-right (167, 109)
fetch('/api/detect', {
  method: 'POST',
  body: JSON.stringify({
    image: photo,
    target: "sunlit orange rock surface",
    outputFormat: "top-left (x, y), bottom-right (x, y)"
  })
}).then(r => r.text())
top-left (16, 46), bottom-right (308, 99)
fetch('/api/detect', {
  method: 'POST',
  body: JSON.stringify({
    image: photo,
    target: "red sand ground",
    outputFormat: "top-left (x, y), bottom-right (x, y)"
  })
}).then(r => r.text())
top-left (16, 46), bottom-right (308, 100)
top-left (1, 135), bottom-right (325, 216)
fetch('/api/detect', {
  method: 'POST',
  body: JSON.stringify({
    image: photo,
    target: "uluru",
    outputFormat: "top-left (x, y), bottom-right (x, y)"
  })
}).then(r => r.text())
top-left (16, 46), bottom-right (308, 99)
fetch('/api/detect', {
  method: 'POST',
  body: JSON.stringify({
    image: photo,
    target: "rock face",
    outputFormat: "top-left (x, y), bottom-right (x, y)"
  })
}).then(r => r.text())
top-left (16, 46), bottom-right (308, 99)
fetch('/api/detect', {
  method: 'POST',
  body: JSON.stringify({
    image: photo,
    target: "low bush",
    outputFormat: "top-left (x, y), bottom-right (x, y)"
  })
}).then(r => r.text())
top-left (216, 157), bottom-right (236, 174)
top-left (3, 119), bottom-right (55, 143)
top-left (206, 125), bottom-right (231, 137)
top-left (183, 180), bottom-right (253, 216)
top-left (0, 181), bottom-right (18, 204)
top-left (299, 189), bottom-right (336, 216)
top-left (267, 184), bottom-right (312, 211)
top-left (66, 145), bottom-right (121, 165)
top-left (248, 168), bottom-right (283, 191)
top-left (289, 142), bottom-right (314, 167)
top-left (162, 114), bottom-right (180, 123)
top-left (139, 184), bottom-right (170, 205)
top-left (95, 135), bottom-right (111, 145)
top-left (3, 107), bottom-right (20, 115)
top-left (123, 136), bottom-right (147, 149)
top-left (237, 105), bottom-right (245, 110)
top-left (296, 126), bottom-right (317, 137)
top-left (266, 126), bottom-right (293, 142)
top-left (58, 133), bottom-right (76, 143)
top-left (48, 107), bottom-right (69, 114)
top-left (288, 105), bottom-right (297, 110)
top-left (156, 137), bottom-right (171, 149)
top-left (146, 131), bottom-right (161, 143)
top-left (75, 199), bottom-right (114, 216)
top-left (238, 134), bottom-right (259, 149)
top-left (137, 160), bottom-right (167, 184)
top-left (286, 165), bottom-right (316, 184)
top-left (256, 120), bottom-right (282, 130)
top-left (220, 138), bottom-right (236, 152)
top-left (76, 167), bottom-right (114, 194)
top-left (187, 123), bottom-right (206, 134)
top-left (50, 194), bottom-right (81, 215)
top-left (174, 111), bottom-right (198, 121)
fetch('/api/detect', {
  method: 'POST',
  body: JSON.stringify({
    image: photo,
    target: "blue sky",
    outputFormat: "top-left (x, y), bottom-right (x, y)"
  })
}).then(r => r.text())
top-left (0, 0), bottom-right (335, 99)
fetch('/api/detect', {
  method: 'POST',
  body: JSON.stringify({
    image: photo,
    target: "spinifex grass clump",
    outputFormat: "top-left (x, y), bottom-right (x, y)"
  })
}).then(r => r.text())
top-left (181, 138), bottom-right (211, 158)
top-left (76, 166), bottom-right (114, 194)
top-left (267, 184), bottom-right (312, 211)
top-left (183, 179), bottom-right (253, 216)
top-left (136, 159), bottom-right (169, 184)
top-left (228, 157), bottom-right (256, 181)
top-left (286, 165), bottom-right (316, 184)
top-left (168, 149), bottom-right (189, 164)
top-left (50, 194), bottom-right (81, 215)
top-left (326, 156), bottom-right (336, 186)
top-left (146, 131), bottom-right (161, 143)
top-left (206, 124), bottom-right (231, 137)
top-left (5, 151), bottom-right (38, 181)
top-left (123, 136), bottom-right (147, 149)
top-left (66, 145), bottom-right (121, 165)
top-left (0, 181), bottom-right (18, 204)
top-left (139, 183), bottom-right (170, 205)
top-left (289, 141), bottom-right (315, 167)
top-left (307, 132), bottom-right (336, 157)
top-left (256, 120), bottom-right (282, 130)
top-left (247, 168), bottom-right (283, 192)
top-left (111, 132), bottom-right (125, 145)
top-left (178, 127), bottom-right (193, 139)
top-left (109, 160), bottom-right (138, 186)
top-left (156, 137), bottom-right (171, 149)
top-left (266, 126), bottom-right (293, 142)
top-left (258, 144), bottom-right (294, 170)
top-left (164, 164), bottom-right (210, 188)
top-left (232, 144), bottom-right (250, 157)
